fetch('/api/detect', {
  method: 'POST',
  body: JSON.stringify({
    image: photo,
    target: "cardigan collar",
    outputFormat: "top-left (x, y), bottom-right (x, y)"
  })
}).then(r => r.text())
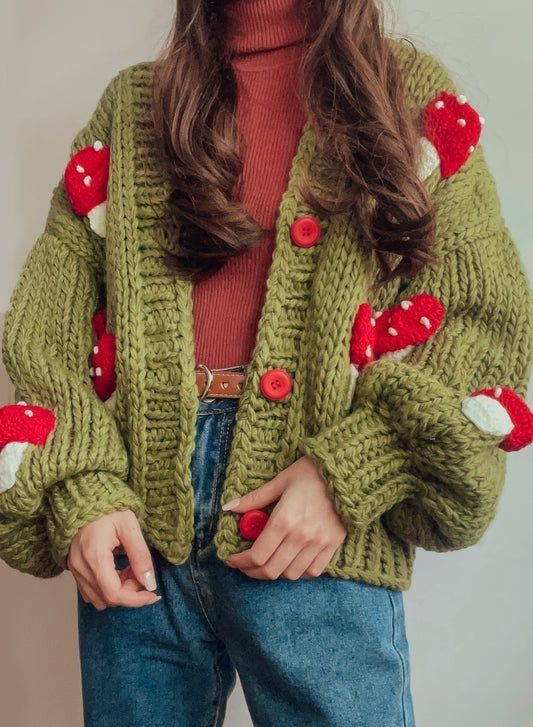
top-left (106, 61), bottom-right (391, 561)
top-left (107, 62), bottom-right (359, 559)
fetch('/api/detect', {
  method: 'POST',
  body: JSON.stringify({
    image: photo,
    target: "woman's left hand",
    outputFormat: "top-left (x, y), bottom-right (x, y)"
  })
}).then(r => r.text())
top-left (223, 455), bottom-right (347, 580)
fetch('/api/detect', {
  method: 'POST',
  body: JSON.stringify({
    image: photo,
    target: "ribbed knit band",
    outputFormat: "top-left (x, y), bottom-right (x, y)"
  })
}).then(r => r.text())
top-left (225, 0), bottom-right (310, 57)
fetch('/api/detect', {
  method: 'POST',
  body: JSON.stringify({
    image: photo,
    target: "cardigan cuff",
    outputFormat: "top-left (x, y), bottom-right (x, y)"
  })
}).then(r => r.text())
top-left (45, 472), bottom-right (145, 569)
top-left (296, 404), bottom-right (417, 534)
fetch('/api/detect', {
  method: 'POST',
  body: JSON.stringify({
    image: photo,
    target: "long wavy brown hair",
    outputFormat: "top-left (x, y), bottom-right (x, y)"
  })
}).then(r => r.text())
top-left (150, 0), bottom-right (436, 284)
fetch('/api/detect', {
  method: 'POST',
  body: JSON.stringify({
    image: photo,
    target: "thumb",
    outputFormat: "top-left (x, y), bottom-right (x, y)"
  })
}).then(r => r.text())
top-left (116, 513), bottom-right (157, 592)
top-left (222, 474), bottom-right (289, 513)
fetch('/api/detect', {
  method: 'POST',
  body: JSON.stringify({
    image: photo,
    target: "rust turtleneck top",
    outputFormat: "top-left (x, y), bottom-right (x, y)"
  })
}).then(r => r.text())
top-left (191, 0), bottom-right (310, 369)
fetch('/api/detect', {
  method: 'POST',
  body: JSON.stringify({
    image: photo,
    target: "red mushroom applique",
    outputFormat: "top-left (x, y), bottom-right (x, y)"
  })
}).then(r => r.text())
top-left (346, 293), bottom-right (445, 408)
top-left (374, 293), bottom-right (445, 359)
top-left (349, 302), bottom-right (376, 371)
top-left (418, 91), bottom-right (484, 180)
top-left (64, 141), bottom-right (110, 237)
top-left (462, 386), bottom-right (533, 452)
top-left (0, 403), bottom-right (56, 494)
top-left (89, 309), bottom-right (117, 402)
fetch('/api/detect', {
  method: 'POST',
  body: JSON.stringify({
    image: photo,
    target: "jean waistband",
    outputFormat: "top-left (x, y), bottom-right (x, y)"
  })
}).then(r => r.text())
top-left (196, 396), bottom-right (240, 416)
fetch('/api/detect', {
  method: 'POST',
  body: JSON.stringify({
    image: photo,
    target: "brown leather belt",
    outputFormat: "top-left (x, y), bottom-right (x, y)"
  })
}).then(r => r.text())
top-left (195, 364), bottom-right (247, 399)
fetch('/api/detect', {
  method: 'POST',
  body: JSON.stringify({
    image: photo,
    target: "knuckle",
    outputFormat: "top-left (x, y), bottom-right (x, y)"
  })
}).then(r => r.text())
top-left (296, 525), bottom-right (318, 543)
top-left (270, 512), bottom-right (291, 532)
top-left (283, 570), bottom-right (300, 581)
top-left (103, 590), bottom-right (120, 607)
top-left (249, 551), bottom-right (266, 568)
top-left (262, 566), bottom-right (279, 580)
top-left (68, 553), bottom-right (83, 572)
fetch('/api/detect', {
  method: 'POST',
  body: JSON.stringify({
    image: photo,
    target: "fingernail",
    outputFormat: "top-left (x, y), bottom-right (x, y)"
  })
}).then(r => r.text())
top-left (143, 570), bottom-right (157, 591)
top-left (222, 497), bottom-right (241, 512)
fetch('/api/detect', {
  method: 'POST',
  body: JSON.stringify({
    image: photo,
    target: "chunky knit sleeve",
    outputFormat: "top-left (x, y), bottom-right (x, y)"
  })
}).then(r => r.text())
top-left (0, 73), bottom-right (144, 575)
top-left (297, 60), bottom-right (532, 551)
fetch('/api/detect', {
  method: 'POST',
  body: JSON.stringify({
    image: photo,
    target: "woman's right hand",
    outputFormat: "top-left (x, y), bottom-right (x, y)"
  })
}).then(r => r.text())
top-left (67, 509), bottom-right (161, 611)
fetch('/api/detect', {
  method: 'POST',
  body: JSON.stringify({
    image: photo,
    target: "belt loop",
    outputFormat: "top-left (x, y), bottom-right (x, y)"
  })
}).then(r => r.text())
top-left (197, 363), bottom-right (214, 401)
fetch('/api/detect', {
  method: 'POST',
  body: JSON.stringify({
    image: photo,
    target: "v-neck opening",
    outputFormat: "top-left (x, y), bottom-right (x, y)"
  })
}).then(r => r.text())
top-left (210, 117), bottom-right (315, 418)
top-left (113, 62), bottom-right (330, 562)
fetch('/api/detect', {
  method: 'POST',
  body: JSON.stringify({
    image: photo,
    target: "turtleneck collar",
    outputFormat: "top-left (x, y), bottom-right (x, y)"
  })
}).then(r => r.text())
top-left (225, 0), bottom-right (310, 58)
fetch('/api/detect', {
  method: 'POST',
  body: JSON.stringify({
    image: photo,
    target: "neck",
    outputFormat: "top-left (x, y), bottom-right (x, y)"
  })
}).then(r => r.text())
top-left (225, 0), bottom-right (310, 57)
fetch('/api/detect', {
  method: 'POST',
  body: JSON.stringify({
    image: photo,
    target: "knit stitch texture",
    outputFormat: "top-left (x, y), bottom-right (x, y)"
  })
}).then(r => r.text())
top-left (1, 41), bottom-right (531, 588)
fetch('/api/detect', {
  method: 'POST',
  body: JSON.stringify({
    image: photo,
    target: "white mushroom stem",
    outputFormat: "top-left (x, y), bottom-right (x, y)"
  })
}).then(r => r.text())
top-left (461, 395), bottom-right (514, 437)
top-left (0, 442), bottom-right (29, 494)
top-left (418, 137), bottom-right (440, 181)
top-left (87, 201), bottom-right (107, 238)
top-left (381, 345), bottom-right (415, 362)
top-left (345, 363), bottom-right (359, 410)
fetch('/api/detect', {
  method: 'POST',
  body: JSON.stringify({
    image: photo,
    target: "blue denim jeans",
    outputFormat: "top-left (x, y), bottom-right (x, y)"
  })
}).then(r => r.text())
top-left (78, 396), bottom-right (415, 727)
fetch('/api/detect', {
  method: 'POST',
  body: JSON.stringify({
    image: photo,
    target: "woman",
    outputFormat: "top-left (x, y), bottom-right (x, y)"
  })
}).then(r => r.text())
top-left (1, 0), bottom-right (531, 725)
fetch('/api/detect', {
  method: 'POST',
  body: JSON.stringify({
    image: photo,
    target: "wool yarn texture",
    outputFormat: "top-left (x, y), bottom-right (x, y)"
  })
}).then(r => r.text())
top-left (0, 41), bottom-right (532, 589)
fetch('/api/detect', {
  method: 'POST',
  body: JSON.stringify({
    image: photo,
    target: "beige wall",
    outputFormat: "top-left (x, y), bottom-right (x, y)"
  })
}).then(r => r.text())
top-left (1, 1), bottom-right (532, 726)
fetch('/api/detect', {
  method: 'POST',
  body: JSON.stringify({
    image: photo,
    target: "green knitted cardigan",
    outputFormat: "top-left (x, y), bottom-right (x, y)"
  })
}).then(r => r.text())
top-left (1, 42), bottom-right (531, 589)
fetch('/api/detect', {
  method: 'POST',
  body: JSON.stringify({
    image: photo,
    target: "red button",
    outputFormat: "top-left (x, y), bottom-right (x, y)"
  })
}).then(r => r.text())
top-left (239, 510), bottom-right (270, 541)
top-left (290, 216), bottom-right (321, 248)
top-left (259, 368), bottom-right (292, 401)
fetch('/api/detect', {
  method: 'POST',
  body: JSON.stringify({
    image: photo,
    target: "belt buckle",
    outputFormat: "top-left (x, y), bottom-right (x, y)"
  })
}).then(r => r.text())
top-left (197, 363), bottom-right (214, 401)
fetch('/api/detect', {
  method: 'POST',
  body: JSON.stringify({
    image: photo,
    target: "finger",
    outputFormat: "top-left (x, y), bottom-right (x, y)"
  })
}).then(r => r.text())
top-left (222, 474), bottom-right (289, 513)
top-left (74, 572), bottom-right (108, 611)
top-left (117, 564), bottom-right (135, 583)
top-left (116, 515), bottom-right (157, 592)
top-left (282, 544), bottom-right (323, 580)
top-left (90, 548), bottom-right (161, 608)
top-left (303, 545), bottom-right (338, 579)
top-left (70, 549), bottom-right (106, 602)
top-left (122, 577), bottom-right (144, 592)
top-left (118, 565), bottom-right (144, 592)
top-left (245, 537), bottom-right (308, 581)
top-left (225, 508), bottom-right (287, 569)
